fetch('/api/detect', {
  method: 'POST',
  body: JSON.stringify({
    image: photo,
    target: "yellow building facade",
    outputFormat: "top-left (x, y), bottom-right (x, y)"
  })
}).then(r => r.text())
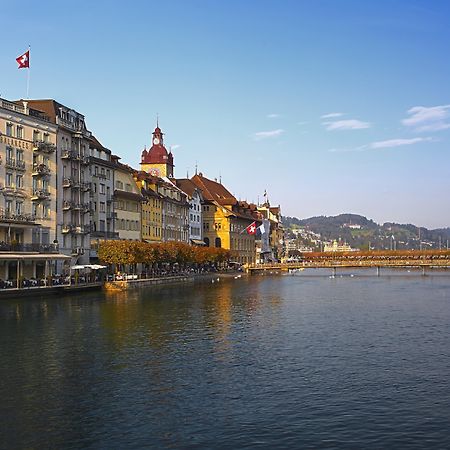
top-left (191, 174), bottom-right (260, 265)
top-left (134, 173), bottom-right (163, 243)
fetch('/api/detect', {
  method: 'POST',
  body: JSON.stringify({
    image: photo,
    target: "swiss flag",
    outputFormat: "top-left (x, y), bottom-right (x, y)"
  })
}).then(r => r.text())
top-left (16, 50), bottom-right (30, 69)
top-left (245, 221), bottom-right (257, 235)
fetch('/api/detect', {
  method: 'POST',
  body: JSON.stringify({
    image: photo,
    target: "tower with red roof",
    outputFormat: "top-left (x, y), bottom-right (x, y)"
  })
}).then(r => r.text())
top-left (140, 124), bottom-right (174, 177)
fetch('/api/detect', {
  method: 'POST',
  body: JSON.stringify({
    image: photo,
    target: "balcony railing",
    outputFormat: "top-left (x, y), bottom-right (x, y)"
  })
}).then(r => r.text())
top-left (91, 231), bottom-right (119, 239)
top-left (62, 224), bottom-right (91, 235)
top-left (33, 141), bottom-right (56, 153)
top-left (5, 158), bottom-right (26, 171)
top-left (63, 178), bottom-right (81, 188)
top-left (31, 189), bottom-right (50, 200)
top-left (0, 242), bottom-right (58, 253)
top-left (71, 247), bottom-right (85, 255)
top-left (0, 98), bottom-right (25, 114)
top-left (0, 211), bottom-right (35, 224)
top-left (32, 163), bottom-right (51, 176)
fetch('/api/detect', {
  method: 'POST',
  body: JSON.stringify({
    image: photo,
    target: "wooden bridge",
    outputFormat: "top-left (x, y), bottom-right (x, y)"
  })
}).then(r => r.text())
top-left (248, 250), bottom-right (450, 275)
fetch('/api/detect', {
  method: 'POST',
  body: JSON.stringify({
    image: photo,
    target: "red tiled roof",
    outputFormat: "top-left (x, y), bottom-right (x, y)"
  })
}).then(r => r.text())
top-left (190, 173), bottom-right (237, 206)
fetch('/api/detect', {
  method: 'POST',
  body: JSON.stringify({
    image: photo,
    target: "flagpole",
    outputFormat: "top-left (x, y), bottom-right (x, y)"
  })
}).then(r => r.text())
top-left (26, 45), bottom-right (30, 99)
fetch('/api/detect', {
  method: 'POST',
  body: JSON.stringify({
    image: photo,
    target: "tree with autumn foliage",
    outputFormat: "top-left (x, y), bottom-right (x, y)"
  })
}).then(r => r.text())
top-left (98, 240), bottom-right (233, 271)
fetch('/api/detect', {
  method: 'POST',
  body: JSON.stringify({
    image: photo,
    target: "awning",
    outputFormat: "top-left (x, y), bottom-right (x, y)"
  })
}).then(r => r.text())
top-left (0, 253), bottom-right (72, 261)
top-left (191, 239), bottom-right (206, 246)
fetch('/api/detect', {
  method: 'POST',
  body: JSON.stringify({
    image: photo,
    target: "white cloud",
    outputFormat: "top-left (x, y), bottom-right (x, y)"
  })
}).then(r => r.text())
top-left (252, 129), bottom-right (285, 140)
top-left (324, 119), bottom-right (371, 131)
top-left (321, 112), bottom-right (344, 119)
top-left (328, 136), bottom-right (433, 152)
top-left (267, 113), bottom-right (280, 118)
top-left (402, 105), bottom-right (450, 132)
top-left (170, 144), bottom-right (181, 150)
top-left (370, 137), bottom-right (433, 149)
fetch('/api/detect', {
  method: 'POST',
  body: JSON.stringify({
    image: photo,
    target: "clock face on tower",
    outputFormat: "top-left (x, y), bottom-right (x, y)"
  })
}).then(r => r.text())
top-left (149, 167), bottom-right (160, 177)
top-left (153, 137), bottom-right (160, 145)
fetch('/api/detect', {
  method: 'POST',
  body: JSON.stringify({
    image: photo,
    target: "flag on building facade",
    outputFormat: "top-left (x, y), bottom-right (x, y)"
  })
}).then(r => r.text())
top-left (16, 50), bottom-right (30, 69)
top-left (258, 223), bottom-right (265, 235)
top-left (245, 221), bottom-right (257, 235)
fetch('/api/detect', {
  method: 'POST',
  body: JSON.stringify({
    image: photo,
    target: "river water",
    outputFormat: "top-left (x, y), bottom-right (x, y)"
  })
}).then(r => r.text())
top-left (1, 270), bottom-right (450, 449)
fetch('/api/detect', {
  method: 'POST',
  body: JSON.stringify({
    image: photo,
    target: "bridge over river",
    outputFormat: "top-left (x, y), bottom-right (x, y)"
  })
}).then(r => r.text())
top-left (248, 250), bottom-right (450, 276)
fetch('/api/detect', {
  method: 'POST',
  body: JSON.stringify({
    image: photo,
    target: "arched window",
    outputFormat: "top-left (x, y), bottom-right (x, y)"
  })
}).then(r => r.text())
top-left (204, 237), bottom-right (210, 247)
top-left (215, 237), bottom-right (221, 248)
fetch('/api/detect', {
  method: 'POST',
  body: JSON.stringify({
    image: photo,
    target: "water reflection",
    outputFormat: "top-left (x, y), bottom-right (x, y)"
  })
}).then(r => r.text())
top-left (1, 275), bottom-right (449, 449)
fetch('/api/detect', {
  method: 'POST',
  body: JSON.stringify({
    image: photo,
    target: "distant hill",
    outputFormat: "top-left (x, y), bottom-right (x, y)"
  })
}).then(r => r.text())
top-left (283, 214), bottom-right (450, 251)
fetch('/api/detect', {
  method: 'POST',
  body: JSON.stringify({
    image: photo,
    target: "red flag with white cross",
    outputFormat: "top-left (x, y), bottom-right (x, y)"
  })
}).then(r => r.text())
top-left (245, 221), bottom-right (257, 235)
top-left (16, 50), bottom-right (30, 69)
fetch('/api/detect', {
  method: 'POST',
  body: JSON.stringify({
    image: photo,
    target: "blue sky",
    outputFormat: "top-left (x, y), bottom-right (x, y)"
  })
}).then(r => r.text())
top-left (2, 0), bottom-right (450, 228)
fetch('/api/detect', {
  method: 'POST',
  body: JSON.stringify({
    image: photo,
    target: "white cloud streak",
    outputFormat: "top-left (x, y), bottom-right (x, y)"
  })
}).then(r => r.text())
top-left (267, 113), bottom-right (280, 118)
top-left (402, 105), bottom-right (450, 132)
top-left (324, 119), bottom-right (371, 131)
top-left (370, 137), bottom-right (433, 148)
top-left (328, 136), bottom-right (433, 152)
top-left (321, 112), bottom-right (344, 119)
top-left (252, 129), bottom-right (285, 140)
top-left (171, 144), bottom-right (181, 150)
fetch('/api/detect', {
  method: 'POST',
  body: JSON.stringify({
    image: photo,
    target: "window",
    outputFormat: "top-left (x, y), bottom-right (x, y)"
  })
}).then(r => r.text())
top-left (43, 133), bottom-right (49, 143)
top-left (16, 149), bottom-right (24, 162)
top-left (6, 123), bottom-right (13, 136)
top-left (100, 183), bottom-right (105, 194)
top-left (16, 174), bottom-right (23, 188)
top-left (6, 172), bottom-right (13, 187)
top-left (43, 204), bottom-right (50, 218)
top-left (204, 237), bottom-right (210, 247)
top-left (16, 201), bottom-right (23, 215)
top-left (116, 180), bottom-right (123, 190)
top-left (126, 183), bottom-right (131, 192)
top-left (94, 166), bottom-right (98, 175)
top-left (106, 169), bottom-right (110, 180)
top-left (100, 202), bottom-right (105, 213)
top-left (33, 130), bottom-right (40, 142)
top-left (16, 126), bottom-right (23, 139)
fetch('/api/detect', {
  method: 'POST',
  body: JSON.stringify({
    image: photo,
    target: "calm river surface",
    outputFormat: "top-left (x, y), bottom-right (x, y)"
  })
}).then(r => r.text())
top-left (1, 270), bottom-right (450, 449)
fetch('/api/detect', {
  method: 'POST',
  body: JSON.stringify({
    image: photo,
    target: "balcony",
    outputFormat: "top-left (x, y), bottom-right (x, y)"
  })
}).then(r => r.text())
top-left (31, 189), bottom-right (50, 201)
top-left (71, 247), bottom-right (85, 256)
top-left (0, 242), bottom-right (58, 253)
top-left (61, 150), bottom-right (76, 160)
top-left (33, 141), bottom-right (56, 153)
top-left (62, 224), bottom-right (90, 235)
top-left (91, 231), bottom-right (119, 239)
top-left (2, 186), bottom-right (27, 198)
top-left (0, 211), bottom-right (35, 224)
top-left (81, 156), bottom-right (90, 165)
top-left (63, 200), bottom-right (74, 210)
top-left (63, 178), bottom-right (80, 189)
top-left (81, 182), bottom-right (91, 191)
top-left (32, 163), bottom-right (51, 176)
top-left (61, 224), bottom-right (72, 234)
top-left (5, 158), bottom-right (26, 171)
